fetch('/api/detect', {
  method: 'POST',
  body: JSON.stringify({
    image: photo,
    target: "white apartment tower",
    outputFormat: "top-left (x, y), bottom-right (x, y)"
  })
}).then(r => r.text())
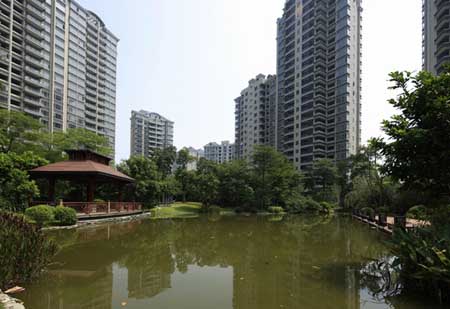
top-left (130, 110), bottom-right (174, 157)
top-left (0, 0), bottom-right (118, 148)
top-left (204, 141), bottom-right (235, 164)
top-left (276, 0), bottom-right (362, 170)
top-left (423, 0), bottom-right (450, 75)
top-left (235, 74), bottom-right (277, 160)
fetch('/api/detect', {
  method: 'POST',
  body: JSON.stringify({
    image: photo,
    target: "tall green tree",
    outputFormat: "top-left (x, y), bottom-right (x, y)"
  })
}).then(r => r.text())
top-left (0, 152), bottom-right (47, 211)
top-left (305, 158), bottom-right (338, 202)
top-left (217, 160), bottom-right (254, 208)
top-left (252, 146), bottom-right (302, 210)
top-left (174, 148), bottom-right (194, 202)
top-left (0, 110), bottom-right (42, 154)
top-left (152, 146), bottom-right (177, 178)
top-left (117, 156), bottom-right (162, 208)
top-left (378, 67), bottom-right (450, 202)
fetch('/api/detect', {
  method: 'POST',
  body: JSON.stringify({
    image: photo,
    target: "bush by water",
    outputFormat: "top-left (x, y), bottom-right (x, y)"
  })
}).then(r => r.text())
top-left (0, 211), bottom-right (57, 290)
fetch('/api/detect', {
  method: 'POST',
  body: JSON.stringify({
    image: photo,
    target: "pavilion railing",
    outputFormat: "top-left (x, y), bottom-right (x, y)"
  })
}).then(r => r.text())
top-left (30, 201), bottom-right (143, 215)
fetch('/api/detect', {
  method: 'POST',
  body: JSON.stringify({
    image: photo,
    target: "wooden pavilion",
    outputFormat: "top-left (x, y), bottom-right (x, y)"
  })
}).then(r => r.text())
top-left (29, 149), bottom-right (142, 218)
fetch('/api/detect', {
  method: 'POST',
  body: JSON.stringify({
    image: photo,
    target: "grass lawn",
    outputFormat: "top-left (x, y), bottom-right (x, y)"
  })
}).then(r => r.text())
top-left (150, 202), bottom-right (203, 219)
top-left (150, 202), bottom-right (236, 219)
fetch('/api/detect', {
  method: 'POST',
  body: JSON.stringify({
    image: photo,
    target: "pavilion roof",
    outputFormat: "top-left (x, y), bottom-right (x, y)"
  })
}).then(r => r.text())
top-left (29, 150), bottom-right (134, 183)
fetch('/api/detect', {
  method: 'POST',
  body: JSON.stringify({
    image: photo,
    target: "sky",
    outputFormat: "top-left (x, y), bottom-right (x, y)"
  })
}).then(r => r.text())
top-left (77, 0), bottom-right (423, 162)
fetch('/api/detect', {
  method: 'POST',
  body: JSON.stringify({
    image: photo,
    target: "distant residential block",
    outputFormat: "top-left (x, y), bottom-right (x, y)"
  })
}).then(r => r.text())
top-left (130, 110), bottom-right (174, 157)
top-left (235, 74), bottom-right (277, 160)
top-left (204, 141), bottom-right (235, 164)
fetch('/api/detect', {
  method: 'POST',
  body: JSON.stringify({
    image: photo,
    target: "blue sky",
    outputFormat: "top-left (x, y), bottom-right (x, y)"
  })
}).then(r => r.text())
top-left (77, 0), bottom-right (422, 162)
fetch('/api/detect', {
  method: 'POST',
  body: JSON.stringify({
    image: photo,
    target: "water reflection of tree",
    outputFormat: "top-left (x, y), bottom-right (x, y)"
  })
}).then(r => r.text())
top-left (21, 216), bottom-right (393, 309)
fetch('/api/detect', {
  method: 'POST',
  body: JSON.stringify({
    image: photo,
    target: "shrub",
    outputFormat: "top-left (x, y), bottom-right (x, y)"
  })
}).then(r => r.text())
top-left (268, 206), bottom-right (284, 214)
top-left (303, 198), bottom-right (322, 212)
top-left (406, 205), bottom-right (427, 221)
top-left (319, 202), bottom-right (336, 214)
top-left (0, 211), bottom-right (57, 290)
top-left (54, 206), bottom-right (77, 226)
top-left (389, 226), bottom-right (450, 302)
top-left (360, 207), bottom-right (375, 218)
top-left (25, 205), bottom-right (54, 226)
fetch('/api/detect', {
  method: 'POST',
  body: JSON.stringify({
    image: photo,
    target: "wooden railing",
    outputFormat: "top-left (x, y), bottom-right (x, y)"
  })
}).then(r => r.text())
top-left (31, 201), bottom-right (142, 215)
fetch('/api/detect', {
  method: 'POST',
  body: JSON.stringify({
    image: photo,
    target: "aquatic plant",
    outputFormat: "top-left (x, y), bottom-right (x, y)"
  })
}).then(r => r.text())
top-left (0, 211), bottom-right (57, 290)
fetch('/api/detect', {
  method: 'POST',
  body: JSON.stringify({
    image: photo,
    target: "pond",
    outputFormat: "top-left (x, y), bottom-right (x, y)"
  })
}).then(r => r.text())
top-left (18, 215), bottom-right (440, 309)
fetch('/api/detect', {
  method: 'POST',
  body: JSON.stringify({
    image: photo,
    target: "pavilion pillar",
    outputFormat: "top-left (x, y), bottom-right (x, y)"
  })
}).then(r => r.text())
top-left (87, 178), bottom-right (96, 202)
top-left (48, 176), bottom-right (56, 203)
top-left (118, 183), bottom-right (123, 203)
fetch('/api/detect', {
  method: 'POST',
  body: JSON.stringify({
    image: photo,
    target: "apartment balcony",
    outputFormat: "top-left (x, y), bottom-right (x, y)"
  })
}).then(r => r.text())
top-left (24, 86), bottom-right (43, 97)
top-left (25, 55), bottom-right (47, 69)
top-left (24, 96), bottom-right (44, 107)
top-left (25, 35), bottom-right (43, 49)
top-left (28, 0), bottom-right (45, 10)
top-left (26, 24), bottom-right (42, 39)
top-left (436, 40), bottom-right (450, 57)
top-left (85, 109), bottom-right (97, 118)
top-left (24, 76), bottom-right (43, 88)
top-left (26, 4), bottom-right (44, 20)
top-left (24, 106), bottom-right (42, 117)
top-left (85, 87), bottom-right (97, 97)
top-left (26, 14), bottom-right (43, 28)
top-left (25, 45), bottom-right (43, 58)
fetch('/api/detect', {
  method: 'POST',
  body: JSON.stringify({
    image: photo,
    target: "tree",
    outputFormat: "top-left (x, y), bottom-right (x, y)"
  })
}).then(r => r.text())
top-left (176, 148), bottom-right (193, 170)
top-left (174, 148), bottom-right (194, 202)
top-left (152, 146), bottom-right (177, 178)
top-left (217, 160), bottom-right (254, 208)
top-left (305, 158), bottom-right (338, 202)
top-left (193, 171), bottom-right (219, 209)
top-left (188, 158), bottom-right (220, 209)
top-left (0, 110), bottom-right (42, 154)
top-left (39, 128), bottom-right (112, 162)
top-left (377, 67), bottom-right (450, 203)
top-left (252, 146), bottom-right (302, 210)
top-left (0, 152), bottom-right (47, 212)
top-left (0, 110), bottom-right (112, 161)
top-left (117, 156), bottom-right (161, 208)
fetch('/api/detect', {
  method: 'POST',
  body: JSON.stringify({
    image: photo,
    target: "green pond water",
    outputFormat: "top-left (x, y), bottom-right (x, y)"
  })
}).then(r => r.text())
top-left (18, 215), bottom-right (441, 309)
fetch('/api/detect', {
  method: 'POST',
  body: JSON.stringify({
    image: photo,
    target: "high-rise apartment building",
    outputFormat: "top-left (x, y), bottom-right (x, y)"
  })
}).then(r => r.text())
top-left (0, 0), bottom-right (118, 148)
top-left (276, 0), bottom-right (362, 170)
top-left (235, 74), bottom-right (277, 160)
top-left (130, 110), bottom-right (174, 157)
top-left (204, 141), bottom-right (235, 164)
top-left (423, 0), bottom-right (450, 75)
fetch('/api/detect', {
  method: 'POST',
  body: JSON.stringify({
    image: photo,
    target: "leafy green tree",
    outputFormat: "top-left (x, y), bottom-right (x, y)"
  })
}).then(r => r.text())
top-left (193, 171), bottom-right (219, 209)
top-left (0, 110), bottom-right (42, 154)
top-left (176, 148), bottom-right (193, 170)
top-left (174, 148), bottom-right (194, 202)
top-left (38, 128), bottom-right (112, 162)
top-left (378, 68), bottom-right (450, 202)
top-left (217, 160), bottom-right (254, 208)
top-left (251, 146), bottom-right (302, 210)
top-left (0, 152), bottom-right (47, 211)
top-left (117, 156), bottom-right (162, 208)
top-left (305, 158), bottom-right (338, 202)
top-left (152, 146), bottom-right (177, 178)
top-left (0, 110), bottom-right (112, 161)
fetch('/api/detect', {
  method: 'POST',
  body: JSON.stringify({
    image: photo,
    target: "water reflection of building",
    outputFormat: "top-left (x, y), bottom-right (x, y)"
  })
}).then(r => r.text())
top-left (78, 266), bottom-right (114, 309)
top-left (128, 265), bottom-right (171, 299)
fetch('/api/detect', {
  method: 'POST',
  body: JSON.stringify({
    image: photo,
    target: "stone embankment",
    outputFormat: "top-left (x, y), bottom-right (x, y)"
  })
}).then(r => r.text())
top-left (0, 291), bottom-right (25, 309)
